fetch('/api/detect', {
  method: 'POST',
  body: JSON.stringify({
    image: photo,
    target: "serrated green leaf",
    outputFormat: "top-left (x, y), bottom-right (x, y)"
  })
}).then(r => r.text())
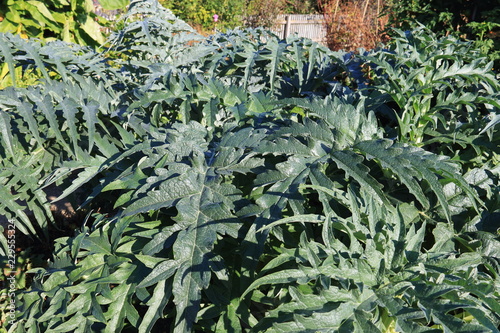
top-left (331, 149), bottom-right (389, 205)
top-left (242, 268), bottom-right (318, 299)
top-left (137, 259), bottom-right (180, 288)
top-left (104, 283), bottom-right (135, 333)
top-left (138, 279), bottom-right (172, 333)
top-left (0, 110), bottom-right (15, 159)
top-left (257, 214), bottom-right (325, 232)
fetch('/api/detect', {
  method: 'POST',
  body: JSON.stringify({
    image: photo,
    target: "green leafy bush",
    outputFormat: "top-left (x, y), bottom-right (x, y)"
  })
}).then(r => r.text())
top-left (0, 0), bottom-right (499, 332)
top-left (363, 27), bottom-right (500, 147)
top-left (159, 0), bottom-right (246, 31)
top-left (0, 0), bottom-right (129, 89)
top-left (0, 0), bottom-right (124, 46)
top-left (385, 0), bottom-right (500, 68)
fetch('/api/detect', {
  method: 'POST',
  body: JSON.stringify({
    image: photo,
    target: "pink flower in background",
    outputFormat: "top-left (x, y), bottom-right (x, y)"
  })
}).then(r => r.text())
top-left (213, 14), bottom-right (219, 22)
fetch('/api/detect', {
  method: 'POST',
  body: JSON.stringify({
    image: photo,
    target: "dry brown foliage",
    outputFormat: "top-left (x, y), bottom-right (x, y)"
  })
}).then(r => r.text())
top-left (319, 0), bottom-right (390, 52)
top-left (246, 0), bottom-right (287, 29)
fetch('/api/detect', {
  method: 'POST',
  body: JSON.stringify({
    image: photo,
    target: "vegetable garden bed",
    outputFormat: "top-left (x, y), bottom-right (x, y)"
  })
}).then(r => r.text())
top-left (0, 0), bottom-right (499, 332)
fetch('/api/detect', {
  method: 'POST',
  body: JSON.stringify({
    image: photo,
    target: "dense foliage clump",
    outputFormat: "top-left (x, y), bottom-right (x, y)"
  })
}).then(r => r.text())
top-left (0, 0), bottom-right (499, 332)
top-left (0, 0), bottom-right (126, 46)
top-left (385, 0), bottom-right (500, 67)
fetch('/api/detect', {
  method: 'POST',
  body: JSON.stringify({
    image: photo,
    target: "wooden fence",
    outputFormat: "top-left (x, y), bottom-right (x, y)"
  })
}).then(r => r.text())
top-left (270, 14), bottom-right (327, 45)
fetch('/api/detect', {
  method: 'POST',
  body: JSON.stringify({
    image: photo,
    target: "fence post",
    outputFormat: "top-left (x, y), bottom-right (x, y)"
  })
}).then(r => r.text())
top-left (283, 15), bottom-right (291, 39)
